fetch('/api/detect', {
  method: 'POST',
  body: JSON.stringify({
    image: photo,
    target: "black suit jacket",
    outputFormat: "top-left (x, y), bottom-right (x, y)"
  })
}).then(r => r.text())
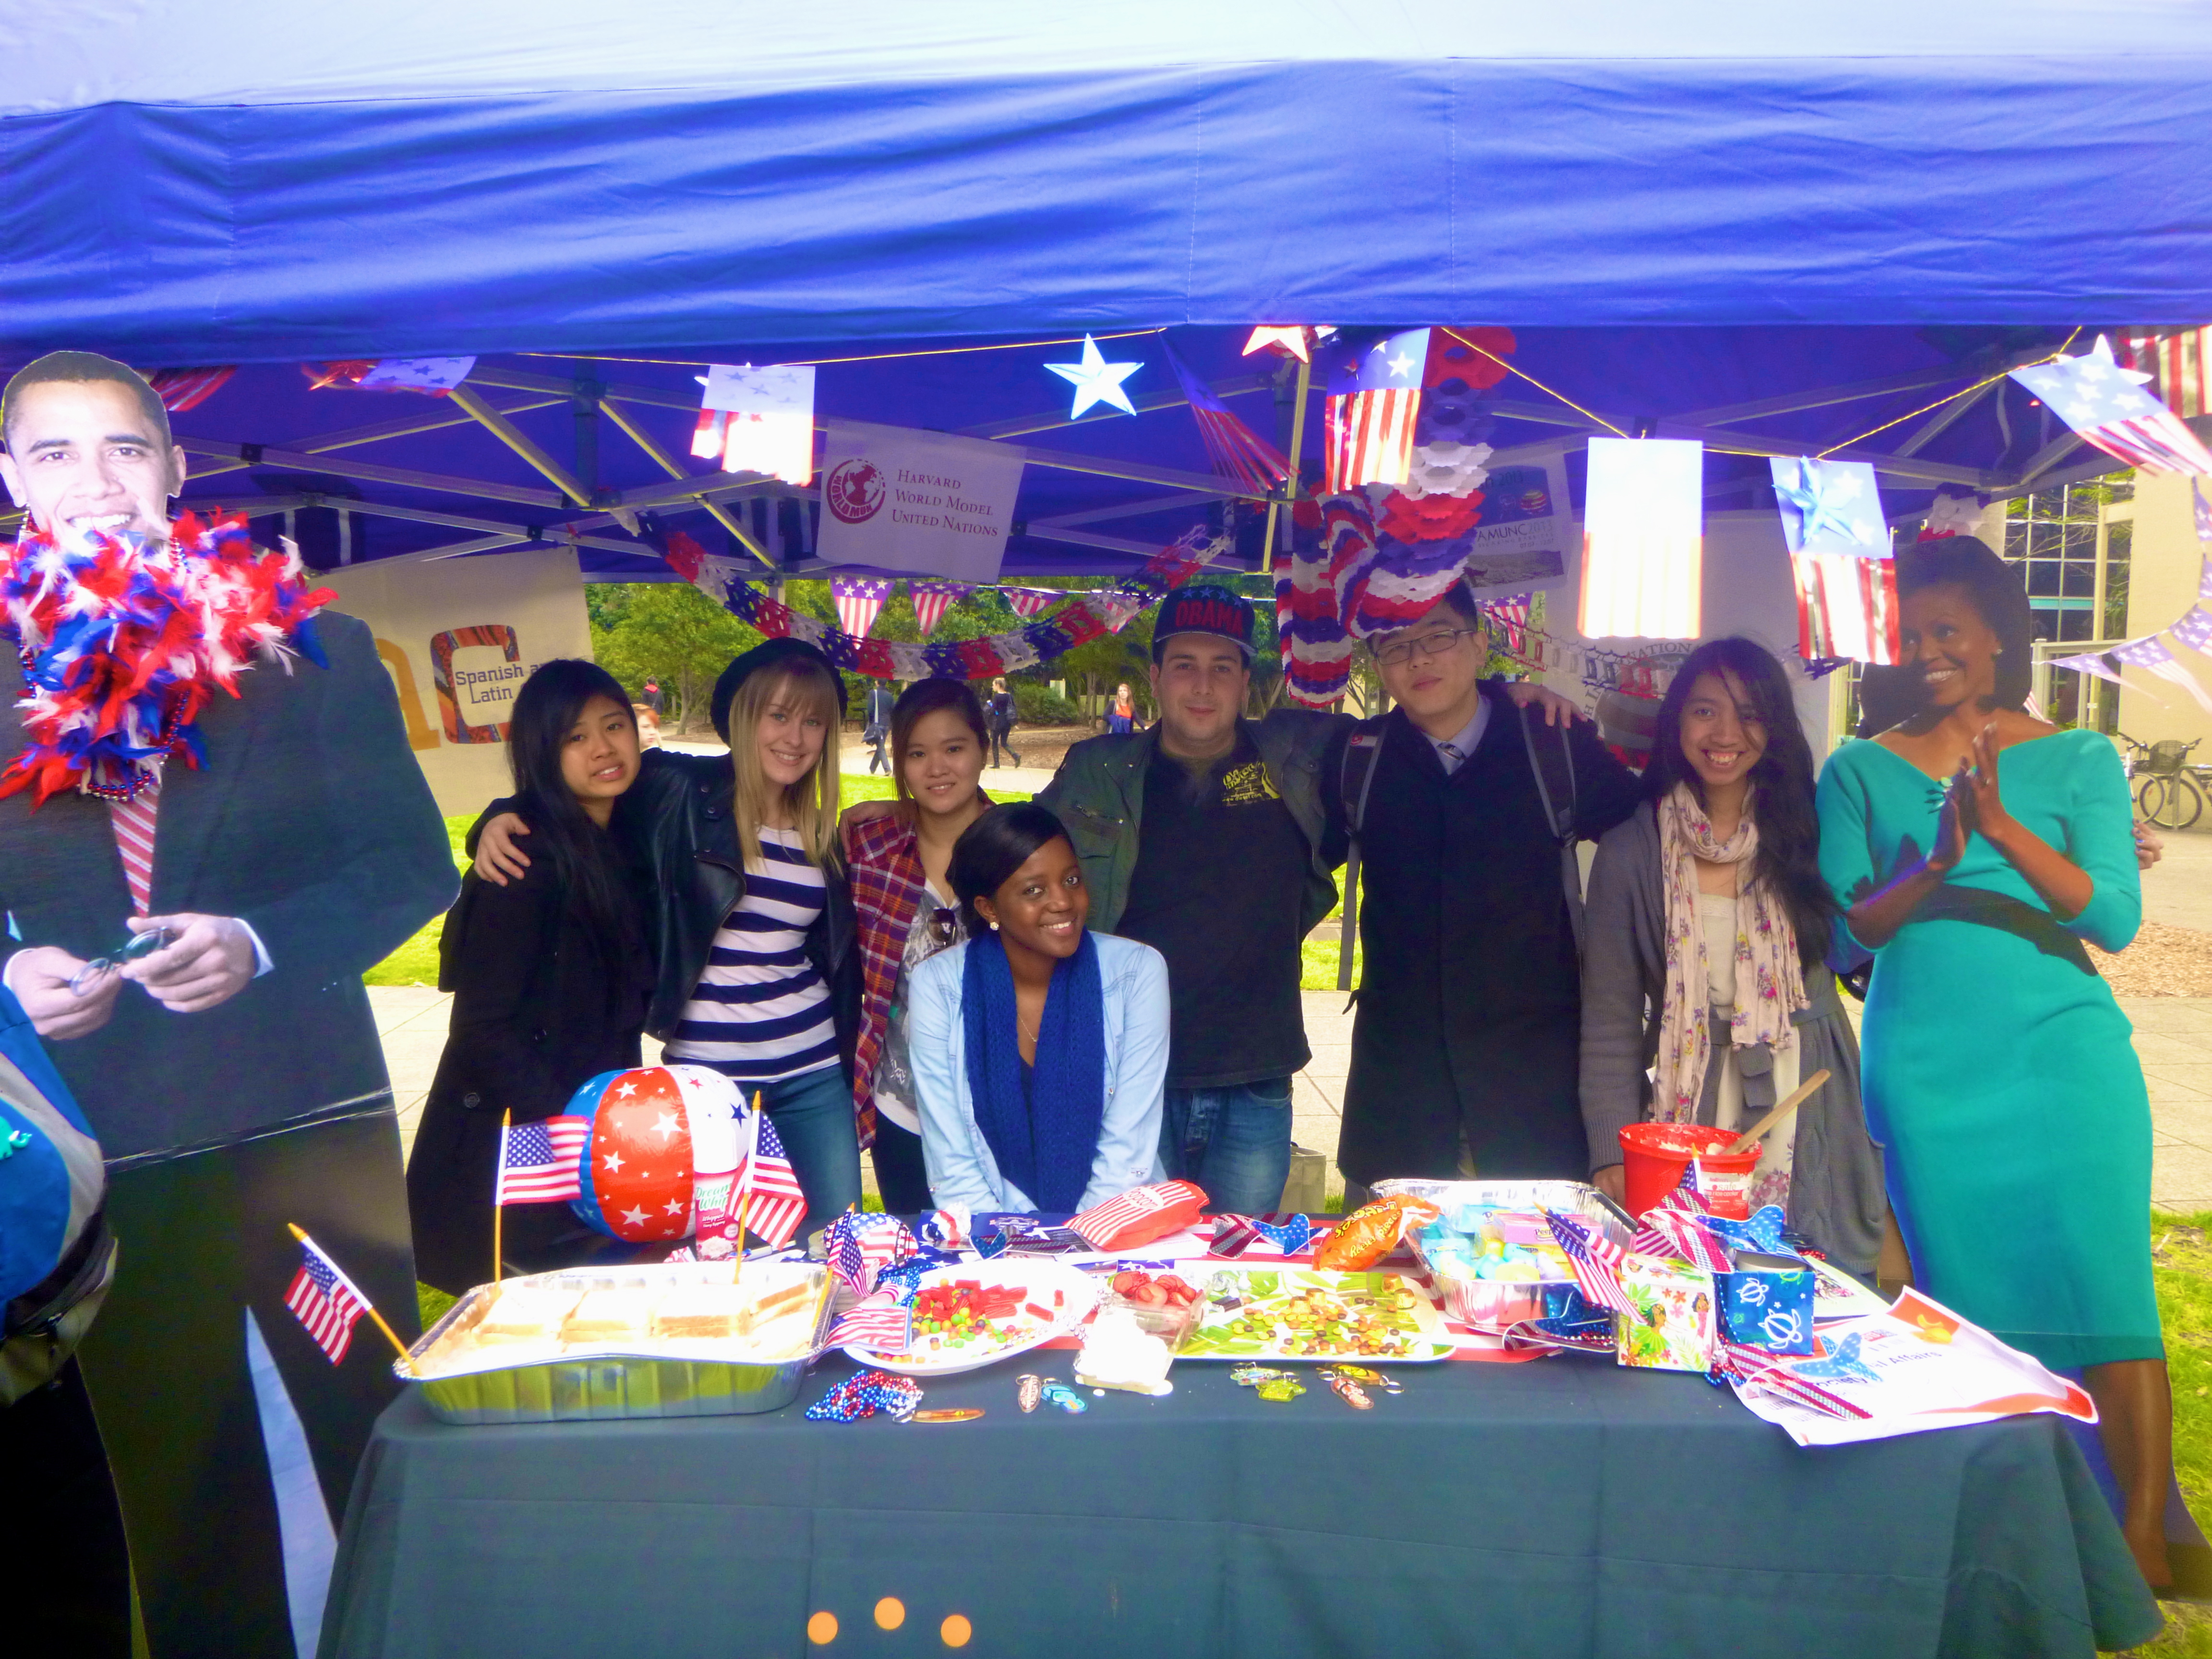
top-left (0, 610), bottom-right (460, 1161)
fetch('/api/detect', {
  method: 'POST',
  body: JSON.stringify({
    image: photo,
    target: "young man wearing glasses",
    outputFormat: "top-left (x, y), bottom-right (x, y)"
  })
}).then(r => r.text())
top-left (1328, 580), bottom-right (1639, 1206)
top-left (1038, 583), bottom-right (1577, 1214)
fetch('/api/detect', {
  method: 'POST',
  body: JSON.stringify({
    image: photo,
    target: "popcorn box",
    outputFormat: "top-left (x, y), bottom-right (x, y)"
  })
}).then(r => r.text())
top-left (1615, 1255), bottom-right (1717, 1372)
top-left (1716, 1251), bottom-right (1816, 1357)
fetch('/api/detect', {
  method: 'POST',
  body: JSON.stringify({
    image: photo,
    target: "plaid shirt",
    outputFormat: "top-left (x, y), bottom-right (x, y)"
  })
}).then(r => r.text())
top-left (847, 803), bottom-right (986, 1145)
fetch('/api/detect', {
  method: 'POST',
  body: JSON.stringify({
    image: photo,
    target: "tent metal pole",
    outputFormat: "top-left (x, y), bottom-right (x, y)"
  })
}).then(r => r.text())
top-left (1269, 352), bottom-right (1314, 573)
top-left (1892, 381), bottom-right (1996, 458)
top-left (596, 398), bottom-right (775, 568)
top-left (177, 438), bottom-right (566, 509)
top-left (337, 499), bottom-right (647, 556)
top-left (448, 386), bottom-right (594, 506)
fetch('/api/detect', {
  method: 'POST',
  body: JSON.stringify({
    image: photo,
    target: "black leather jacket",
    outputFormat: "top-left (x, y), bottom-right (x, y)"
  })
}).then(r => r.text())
top-left (476, 747), bottom-right (859, 1078)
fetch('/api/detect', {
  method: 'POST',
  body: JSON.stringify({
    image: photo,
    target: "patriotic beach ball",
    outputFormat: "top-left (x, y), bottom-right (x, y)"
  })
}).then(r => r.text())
top-left (564, 1064), bottom-right (737, 1241)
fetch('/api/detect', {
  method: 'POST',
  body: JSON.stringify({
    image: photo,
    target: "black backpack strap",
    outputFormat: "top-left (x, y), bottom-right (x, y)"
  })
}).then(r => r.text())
top-left (1517, 704), bottom-right (1586, 957)
top-left (1335, 724), bottom-right (1387, 994)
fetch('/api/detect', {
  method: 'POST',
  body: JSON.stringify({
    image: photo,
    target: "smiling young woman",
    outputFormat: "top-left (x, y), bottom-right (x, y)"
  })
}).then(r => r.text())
top-left (1578, 637), bottom-right (1885, 1275)
top-left (904, 803), bottom-right (1169, 1214)
top-left (410, 660), bottom-right (654, 1292)
top-left (1817, 539), bottom-right (2178, 1586)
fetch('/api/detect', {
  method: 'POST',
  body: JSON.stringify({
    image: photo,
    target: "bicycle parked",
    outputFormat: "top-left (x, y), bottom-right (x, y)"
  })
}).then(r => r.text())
top-left (2119, 731), bottom-right (2205, 830)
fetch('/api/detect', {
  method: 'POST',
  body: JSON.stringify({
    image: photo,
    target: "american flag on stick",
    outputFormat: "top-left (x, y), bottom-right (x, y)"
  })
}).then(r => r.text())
top-left (829, 1291), bottom-right (913, 1354)
top-left (496, 1116), bottom-right (592, 1205)
top-left (2011, 335), bottom-right (2212, 477)
top-left (1543, 1211), bottom-right (1633, 1315)
top-left (1322, 329), bottom-right (1429, 493)
top-left (736, 1108), bottom-right (809, 1249)
top-left (1161, 339), bottom-right (1290, 495)
top-left (285, 1230), bottom-right (372, 1365)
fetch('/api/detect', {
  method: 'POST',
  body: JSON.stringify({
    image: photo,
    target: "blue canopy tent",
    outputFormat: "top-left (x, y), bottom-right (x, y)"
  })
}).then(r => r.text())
top-left (4, 2), bottom-right (2211, 578)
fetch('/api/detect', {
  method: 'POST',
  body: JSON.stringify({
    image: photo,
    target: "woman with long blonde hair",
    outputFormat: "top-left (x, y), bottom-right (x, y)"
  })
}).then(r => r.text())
top-left (474, 638), bottom-right (863, 1236)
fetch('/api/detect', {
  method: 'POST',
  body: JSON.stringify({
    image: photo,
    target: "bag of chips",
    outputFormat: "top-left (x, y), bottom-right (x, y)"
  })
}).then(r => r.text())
top-left (1313, 1194), bottom-right (1443, 1271)
top-left (1069, 1180), bottom-right (1208, 1251)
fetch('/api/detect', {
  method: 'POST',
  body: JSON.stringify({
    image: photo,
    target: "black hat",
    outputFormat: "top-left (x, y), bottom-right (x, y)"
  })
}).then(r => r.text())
top-left (710, 638), bottom-right (847, 743)
top-left (1150, 584), bottom-right (1255, 664)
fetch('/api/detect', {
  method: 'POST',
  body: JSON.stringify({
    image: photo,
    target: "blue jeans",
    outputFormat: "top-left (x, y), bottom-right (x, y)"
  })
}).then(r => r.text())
top-left (757, 1065), bottom-right (863, 1242)
top-left (1158, 1078), bottom-right (1295, 1214)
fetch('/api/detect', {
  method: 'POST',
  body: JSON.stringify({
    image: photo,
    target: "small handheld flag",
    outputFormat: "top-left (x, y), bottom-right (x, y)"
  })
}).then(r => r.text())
top-left (496, 1115), bottom-right (591, 1205)
top-left (739, 1109), bottom-right (809, 1250)
top-left (284, 1225), bottom-right (410, 1369)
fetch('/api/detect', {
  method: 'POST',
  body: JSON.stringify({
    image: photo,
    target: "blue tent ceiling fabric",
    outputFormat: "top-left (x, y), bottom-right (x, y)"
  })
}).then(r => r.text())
top-left (3, 3), bottom-right (2208, 576)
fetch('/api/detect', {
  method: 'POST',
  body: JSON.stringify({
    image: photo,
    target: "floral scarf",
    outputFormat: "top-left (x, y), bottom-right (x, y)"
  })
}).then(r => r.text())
top-left (1652, 783), bottom-right (1809, 1122)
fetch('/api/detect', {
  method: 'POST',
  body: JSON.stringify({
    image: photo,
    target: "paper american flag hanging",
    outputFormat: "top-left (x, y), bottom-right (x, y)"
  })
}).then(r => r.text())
top-left (830, 577), bottom-right (895, 640)
top-left (495, 1116), bottom-right (591, 1205)
top-left (2121, 328), bottom-right (2212, 421)
top-left (2114, 636), bottom-right (2212, 716)
top-left (694, 364), bottom-right (817, 485)
top-left (286, 1234), bottom-right (371, 1364)
top-left (2010, 336), bottom-right (2212, 477)
top-left (909, 580), bottom-right (972, 637)
top-left (737, 1109), bottom-right (809, 1248)
top-left (1579, 437), bottom-right (1705, 641)
top-left (1792, 553), bottom-right (1900, 664)
top-left (1160, 338), bottom-right (1290, 494)
top-left (1322, 329), bottom-right (1429, 493)
top-left (147, 367), bottom-right (236, 412)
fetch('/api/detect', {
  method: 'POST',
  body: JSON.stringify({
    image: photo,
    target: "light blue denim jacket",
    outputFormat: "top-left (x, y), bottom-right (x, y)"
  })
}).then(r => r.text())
top-left (907, 930), bottom-right (1168, 1213)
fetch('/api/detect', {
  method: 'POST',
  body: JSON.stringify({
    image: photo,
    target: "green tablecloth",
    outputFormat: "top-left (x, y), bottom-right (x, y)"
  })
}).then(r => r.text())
top-left (322, 1350), bottom-right (2160, 1658)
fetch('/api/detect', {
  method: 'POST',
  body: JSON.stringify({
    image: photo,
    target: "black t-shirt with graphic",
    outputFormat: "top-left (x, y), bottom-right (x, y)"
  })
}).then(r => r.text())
top-left (1116, 729), bottom-right (1311, 1089)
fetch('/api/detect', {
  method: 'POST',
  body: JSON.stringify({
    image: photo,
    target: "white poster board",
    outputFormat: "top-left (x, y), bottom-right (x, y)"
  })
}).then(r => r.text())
top-left (816, 419), bottom-right (1024, 581)
top-left (318, 546), bottom-right (594, 817)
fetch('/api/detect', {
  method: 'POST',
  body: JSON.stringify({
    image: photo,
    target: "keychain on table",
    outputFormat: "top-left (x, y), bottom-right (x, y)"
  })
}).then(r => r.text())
top-left (1018, 1374), bottom-right (1043, 1414)
top-left (911, 1409), bottom-right (984, 1424)
top-left (1317, 1368), bottom-right (1374, 1410)
top-left (1037, 1380), bottom-right (1088, 1414)
top-left (1328, 1364), bottom-right (1402, 1395)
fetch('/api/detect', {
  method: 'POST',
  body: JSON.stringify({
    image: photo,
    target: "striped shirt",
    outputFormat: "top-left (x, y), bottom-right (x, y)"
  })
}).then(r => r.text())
top-left (664, 827), bottom-right (840, 1084)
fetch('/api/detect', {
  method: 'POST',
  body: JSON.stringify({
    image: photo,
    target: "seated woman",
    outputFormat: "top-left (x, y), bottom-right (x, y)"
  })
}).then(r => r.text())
top-left (908, 802), bottom-right (1168, 1213)
top-left (409, 660), bottom-right (654, 1293)
top-left (1578, 637), bottom-right (1886, 1276)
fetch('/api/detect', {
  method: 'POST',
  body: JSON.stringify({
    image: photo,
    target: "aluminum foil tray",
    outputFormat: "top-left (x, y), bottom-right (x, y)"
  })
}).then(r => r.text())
top-left (398, 1261), bottom-right (835, 1426)
top-left (1372, 1178), bottom-right (1635, 1332)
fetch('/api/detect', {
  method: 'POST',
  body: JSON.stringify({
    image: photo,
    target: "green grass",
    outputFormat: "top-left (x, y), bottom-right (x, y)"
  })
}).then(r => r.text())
top-left (2128, 1213), bottom-right (2212, 1653)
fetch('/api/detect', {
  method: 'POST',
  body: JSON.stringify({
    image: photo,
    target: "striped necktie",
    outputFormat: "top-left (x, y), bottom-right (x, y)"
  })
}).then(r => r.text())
top-left (1437, 741), bottom-right (1466, 775)
top-left (108, 773), bottom-right (161, 915)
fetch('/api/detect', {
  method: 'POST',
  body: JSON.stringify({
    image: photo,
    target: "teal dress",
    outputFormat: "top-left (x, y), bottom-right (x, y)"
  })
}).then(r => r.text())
top-left (1816, 731), bottom-right (2159, 1370)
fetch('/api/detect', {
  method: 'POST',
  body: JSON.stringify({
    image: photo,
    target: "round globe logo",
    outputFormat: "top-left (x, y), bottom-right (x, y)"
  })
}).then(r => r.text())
top-left (825, 458), bottom-right (887, 525)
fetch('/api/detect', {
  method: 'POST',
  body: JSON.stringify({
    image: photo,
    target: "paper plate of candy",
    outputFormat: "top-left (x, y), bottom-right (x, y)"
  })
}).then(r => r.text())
top-left (1174, 1267), bottom-right (1455, 1363)
top-left (842, 1259), bottom-right (1100, 1379)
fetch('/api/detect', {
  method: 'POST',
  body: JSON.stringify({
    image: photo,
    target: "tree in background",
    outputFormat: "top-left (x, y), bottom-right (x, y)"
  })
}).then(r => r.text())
top-left (589, 581), bottom-right (759, 734)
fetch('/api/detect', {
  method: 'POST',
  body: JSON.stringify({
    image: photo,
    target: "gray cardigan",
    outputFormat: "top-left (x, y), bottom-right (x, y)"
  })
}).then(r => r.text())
top-left (1578, 802), bottom-right (1887, 1276)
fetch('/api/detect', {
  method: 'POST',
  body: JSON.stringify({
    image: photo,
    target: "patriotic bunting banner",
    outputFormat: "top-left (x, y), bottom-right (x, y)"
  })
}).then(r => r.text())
top-left (2051, 481), bottom-right (2212, 708)
top-left (2010, 335), bottom-right (2212, 477)
top-left (909, 580), bottom-right (973, 637)
top-left (2121, 328), bottom-right (2212, 421)
top-left (1161, 337), bottom-right (1290, 494)
top-left (1001, 587), bottom-right (1059, 619)
top-left (1792, 552), bottom-right (1900, 665)
top-left (285, 1234), bottom-right (371, 1365)
top-left (830, 576), bottom-right (894, 640)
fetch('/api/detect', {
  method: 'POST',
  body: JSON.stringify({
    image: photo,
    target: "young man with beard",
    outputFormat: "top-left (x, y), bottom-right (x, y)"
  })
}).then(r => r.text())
top-left (1038, 584), bottom-right (1579, 1214)
top-left (1328, 581), bottom-right (1640, 1205)
top-left (0, 352), bottom-right (456, 1657)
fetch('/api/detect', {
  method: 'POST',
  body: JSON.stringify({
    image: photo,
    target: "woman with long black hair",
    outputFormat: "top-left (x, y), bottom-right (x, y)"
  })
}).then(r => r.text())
top-left (409, 660), bottom-right (654, 1292)
top-left (1579, 636), bottom-right (1886, 1275)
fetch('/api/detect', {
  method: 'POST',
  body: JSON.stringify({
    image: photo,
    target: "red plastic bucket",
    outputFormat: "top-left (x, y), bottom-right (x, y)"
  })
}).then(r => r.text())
top-left (1618, 1122), bottom-right (1760, 1220)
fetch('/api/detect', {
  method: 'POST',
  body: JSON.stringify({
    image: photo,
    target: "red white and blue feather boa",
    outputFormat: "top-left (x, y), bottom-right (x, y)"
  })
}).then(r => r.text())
top-left (0, 512), bottom-right (332, 806)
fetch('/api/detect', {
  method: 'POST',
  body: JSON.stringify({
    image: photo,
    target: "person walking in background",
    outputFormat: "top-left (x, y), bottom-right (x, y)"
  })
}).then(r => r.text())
top-left (908, 803), bottom-right (1167, 1212)
top-left (846, 679), bottom-right (993, 1213)
top-left (409, 661), bottom-right (654, 1293)
top-left (474, 639), bottom-right (864, 1238)
top-left (1818, 538), bottom-right (2179, 1587)
top-left (864, 679), bottom-right (896, 775)
top-left (641, 677), bottom-right (664, 716)
top-left (1330, 580), bottom-right (1641, 1204)
top-left (1578, 637), bottom-right (1885, 1277)
top-left (986, 677), bottom-right (1022, 769)
top-left (1108, 682), bottom-right (1137, 734)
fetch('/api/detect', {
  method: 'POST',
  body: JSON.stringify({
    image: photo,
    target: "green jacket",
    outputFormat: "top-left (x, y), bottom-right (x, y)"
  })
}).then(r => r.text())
top-left (1036, 709), bottom-right (1348, 935)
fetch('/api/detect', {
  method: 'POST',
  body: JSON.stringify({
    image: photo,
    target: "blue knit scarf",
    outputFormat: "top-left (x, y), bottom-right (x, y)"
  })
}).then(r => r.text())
top-left (961, 928), bottom-right (1105, 1212)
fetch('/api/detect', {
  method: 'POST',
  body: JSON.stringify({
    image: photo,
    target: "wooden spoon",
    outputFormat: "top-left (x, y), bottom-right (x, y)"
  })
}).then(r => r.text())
top-left (1722, 1068), bottom-right (1831, 1158)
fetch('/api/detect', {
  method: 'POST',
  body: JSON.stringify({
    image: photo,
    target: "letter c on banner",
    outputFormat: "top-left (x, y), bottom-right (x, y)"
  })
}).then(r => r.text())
top-left (373, 639), bottom-right (441, 753)
top-left (430, 625), bottom-right (520, 745)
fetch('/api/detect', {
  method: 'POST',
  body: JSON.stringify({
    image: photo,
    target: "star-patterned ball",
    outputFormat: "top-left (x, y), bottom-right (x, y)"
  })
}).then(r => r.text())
top-left (564, 1064), bottom-right (739, 1241)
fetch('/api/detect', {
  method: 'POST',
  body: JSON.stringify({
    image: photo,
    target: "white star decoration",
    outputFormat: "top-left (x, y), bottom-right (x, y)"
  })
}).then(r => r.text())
top-left (1242, 325), bottom-right (1314, 362)
top-left (650, 1110), bottom-right (679, 1142)
top-left (2011, 334), bottom-right (2163, 433)
top-left (601, 1150), bottom-right (625, 1173)
top-left (1385, 348), bottom-right (1418, 381)
top-left (616, 1082), bottom-right (638, 1099)
top-left (664, 1198), bottom-right (688, 1216)
top-left (1045, 335), bottom-right (1141, 419)
top-left (621, 1205), bottom-right (649, 1227)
